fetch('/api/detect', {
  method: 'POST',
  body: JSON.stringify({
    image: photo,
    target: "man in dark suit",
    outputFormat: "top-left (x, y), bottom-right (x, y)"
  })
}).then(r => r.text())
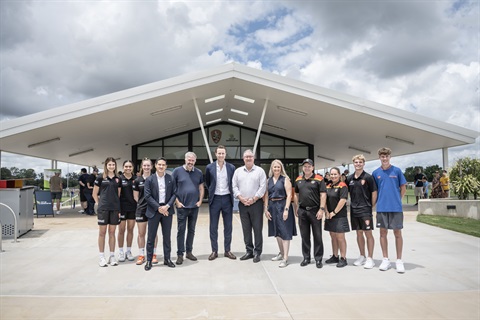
top-left (144, 157), bottom-right (177, 271)
top-left (205, 145), bottom-right (236, 261)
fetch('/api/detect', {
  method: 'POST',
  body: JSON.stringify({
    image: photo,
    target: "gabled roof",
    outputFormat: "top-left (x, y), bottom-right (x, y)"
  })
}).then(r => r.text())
top-left (1, 63), bottom-right (477, 168)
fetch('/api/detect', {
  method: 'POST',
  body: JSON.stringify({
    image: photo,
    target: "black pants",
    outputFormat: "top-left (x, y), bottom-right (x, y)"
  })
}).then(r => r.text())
top-left (146, 212), bottom-right (172, 262)
top-left (298, 208), bottom-right (324, 261)
top-left (238, 200), bottom-right (263, 256)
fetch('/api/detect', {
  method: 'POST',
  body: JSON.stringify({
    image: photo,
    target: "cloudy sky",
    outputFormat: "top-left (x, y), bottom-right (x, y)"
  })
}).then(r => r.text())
top-left (1, 0), bottom-right (479, 177)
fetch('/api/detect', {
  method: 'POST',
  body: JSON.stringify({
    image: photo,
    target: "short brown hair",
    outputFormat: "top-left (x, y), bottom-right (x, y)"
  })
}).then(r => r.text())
top-left (377, 147), bottom-right (392, 156)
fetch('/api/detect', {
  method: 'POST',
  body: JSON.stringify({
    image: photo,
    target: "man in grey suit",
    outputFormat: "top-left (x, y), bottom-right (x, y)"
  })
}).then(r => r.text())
top-left (205, 145), bottom-right (236, 261)
top-left (144, 157), bottom-right (177, 271)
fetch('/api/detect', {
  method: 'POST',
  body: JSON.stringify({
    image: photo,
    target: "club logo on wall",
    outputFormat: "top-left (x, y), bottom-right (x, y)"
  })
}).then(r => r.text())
top-left (211, 129), bottom-right (222, 144)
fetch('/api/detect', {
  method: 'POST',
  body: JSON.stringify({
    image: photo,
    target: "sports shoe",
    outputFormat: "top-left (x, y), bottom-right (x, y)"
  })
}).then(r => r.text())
top-left (396, 259), bottom-right (405, 273)
top-left (353, 255), bottom-right (366, 266)
top-left (126, 251), bottom-right (135, 261)
top-left (271, 253), bottom-right (283, 261)
top-left (108, 255), bottom-right (118, 266)
top-left (152, 254), bottom-right (158, 264)
top-left (99, 256), bottom-right (107, 267)
top-left (336, 257), bottom-right (348, 268)
top-left (379, 258), bottom-right (391, 271)
top-left (136, 255), bottom-right (145, 265)
top-left (279, 260), bottom-right (288, 268)
top-left (118, 252), bottom-right (126, 262)
top-left (56, 211), bottom-right (62, 215)
top-left (78, 210), bottom-right (85, 213)
top-left (325, 255), bottom-right (339, 264)
top-left (364, 257), bottom-right (375, 269)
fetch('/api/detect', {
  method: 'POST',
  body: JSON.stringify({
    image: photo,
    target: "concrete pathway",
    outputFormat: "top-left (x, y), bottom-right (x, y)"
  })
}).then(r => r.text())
top-left (1, 205), bottom-right (479, 319)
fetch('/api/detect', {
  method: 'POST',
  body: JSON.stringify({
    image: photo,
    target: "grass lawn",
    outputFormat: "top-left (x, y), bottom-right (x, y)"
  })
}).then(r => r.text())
top-left (416, 214), bottom-right (480, 237)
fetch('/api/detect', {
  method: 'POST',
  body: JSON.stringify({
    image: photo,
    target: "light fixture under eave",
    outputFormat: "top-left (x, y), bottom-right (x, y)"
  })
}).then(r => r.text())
top-left (348, 146), bottom-right (371, 154)
top-left (205, 108), bottom-right (223, 115)
top-left (228, 118), bottom-right (244, 125)
top-left (164, 124), bottom-right (188, 132)
top-left (69, 148), bottom-right (94, 157)
top-left (205, 95), bottom-right (225, 103)
top-left (263, 123), bottom-right (287, 131)
top-left (150, 105), bottom-right (182, 116)
top-left (317, 155), bottom-right (335, 162)
top-left (230, 108), bottom-right (248, 116)
top-left (385, 135), bottom-right (414, 145)
top-left (234, 95), bottom-right (255, 104)
top-left (206, 118), bottom-right (222, 125)
top-left (27, 137), bottom-right (61, 148)
top-left (277, 106), bottom-right (308, 116)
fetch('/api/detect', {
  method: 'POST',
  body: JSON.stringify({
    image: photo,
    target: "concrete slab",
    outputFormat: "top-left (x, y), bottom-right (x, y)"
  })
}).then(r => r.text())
top-left (1, 204), bottom-right (479, 319)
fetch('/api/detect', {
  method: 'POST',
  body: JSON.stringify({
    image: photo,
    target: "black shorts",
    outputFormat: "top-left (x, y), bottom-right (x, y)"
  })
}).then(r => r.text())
top-left (135, 210), bottom-right (148, 223)
top-left (97, 210), bottom-right (120, 226)
top-left (119, 211), bottom-right (136, 221)
top-left (351, 215), bottom-right (374, 231)
top-left (79, 189), bottom-right (87, 202)
top-left (376, 212), bottom-right (403, 230)
top-left (51, 192), bottom-right (62, 200)
top-left (324, 216), bottom-right (350, 233)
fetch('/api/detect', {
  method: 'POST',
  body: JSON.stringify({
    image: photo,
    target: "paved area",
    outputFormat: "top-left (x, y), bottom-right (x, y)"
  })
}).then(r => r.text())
top-left (1, 205), bottom-right (479, 319)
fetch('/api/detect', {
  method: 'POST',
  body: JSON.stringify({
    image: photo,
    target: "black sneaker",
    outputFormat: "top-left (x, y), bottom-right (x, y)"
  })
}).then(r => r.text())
top-left (336, 257), bottom-right (348, 268)
top-left (325, 255), bottom-right (339, 264)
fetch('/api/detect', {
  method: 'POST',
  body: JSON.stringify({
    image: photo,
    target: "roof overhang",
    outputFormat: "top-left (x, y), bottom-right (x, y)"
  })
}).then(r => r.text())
top-left (1, 63), bottom-right (478, 168)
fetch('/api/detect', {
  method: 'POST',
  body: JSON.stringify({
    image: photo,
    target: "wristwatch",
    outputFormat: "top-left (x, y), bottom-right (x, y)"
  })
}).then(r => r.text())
top-left (284, 208), bottom-right (289, 211)
top-left (320, 207), bottom-right (325, 211)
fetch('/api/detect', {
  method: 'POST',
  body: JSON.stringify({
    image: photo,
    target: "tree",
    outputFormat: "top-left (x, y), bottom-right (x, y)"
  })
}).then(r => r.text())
top-left (404, 166), bottom-right (419, 182)
top-left (424, 165), bottom-right (442, 181)
top-left (450, 157), bottom-right (480, 200)
top-left (0, 167), bottom-right (12, 179)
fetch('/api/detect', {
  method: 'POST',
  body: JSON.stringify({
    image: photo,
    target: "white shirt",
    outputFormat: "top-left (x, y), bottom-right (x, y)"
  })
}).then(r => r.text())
top-left (232, 165), bottom-right (267, 199)
top-left (214, 161), bottom-right (230, 196)
top-left (156, 173), bottom-right (166, 204)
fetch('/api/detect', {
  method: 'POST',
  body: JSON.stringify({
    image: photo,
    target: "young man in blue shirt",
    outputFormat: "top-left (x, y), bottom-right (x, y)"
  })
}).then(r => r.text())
top-left (372, 147), bottom-right (407, 273)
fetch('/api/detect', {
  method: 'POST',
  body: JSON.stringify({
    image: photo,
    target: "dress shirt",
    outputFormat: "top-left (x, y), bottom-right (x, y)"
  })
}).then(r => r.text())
top-left (233, 165), bottom-right (267, 199)
top-left (214, 162), bottom-right (230, 196)
top-left (156, 173), bottom-right (166, 204)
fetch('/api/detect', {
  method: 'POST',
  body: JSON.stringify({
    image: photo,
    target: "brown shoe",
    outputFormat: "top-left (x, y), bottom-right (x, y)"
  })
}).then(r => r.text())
top-left (208, 252), bottom-right (218, 261)
top-left (176, 255), bottom-right (183, 265)
top-left (186, 252), bottom-right (197, 261)
top-left (224, 251), bottom-right (237, 260)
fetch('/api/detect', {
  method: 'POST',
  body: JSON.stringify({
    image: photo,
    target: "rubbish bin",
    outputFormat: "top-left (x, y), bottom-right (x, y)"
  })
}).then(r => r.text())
top-left (0, 187), bottom-right (35, 239)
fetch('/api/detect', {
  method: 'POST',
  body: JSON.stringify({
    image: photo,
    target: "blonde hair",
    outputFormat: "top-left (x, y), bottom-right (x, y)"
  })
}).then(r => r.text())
top-left (352, 154), bottom-right (366, 162)
top-left (139, 158), bottom-right (152, 176)
top-left (102, 157), bottom-right (117, 179)
top-left (268, 159), bottom-right (288, 178)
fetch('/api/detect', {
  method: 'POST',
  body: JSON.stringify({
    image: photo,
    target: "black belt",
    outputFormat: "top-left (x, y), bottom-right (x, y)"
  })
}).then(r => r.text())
top-left (299, 206), bottom-right (318, 211)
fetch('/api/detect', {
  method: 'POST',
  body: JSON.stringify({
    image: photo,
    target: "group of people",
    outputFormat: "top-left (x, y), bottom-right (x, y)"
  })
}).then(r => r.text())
top-left (414, 168), bottom-right (450, 204)
top-left (90, 146), bottom-right (408, 274)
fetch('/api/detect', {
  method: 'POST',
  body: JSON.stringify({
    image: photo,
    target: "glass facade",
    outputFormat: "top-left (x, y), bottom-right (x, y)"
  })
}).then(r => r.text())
top-left (133, 122), bottom-right (312, 180)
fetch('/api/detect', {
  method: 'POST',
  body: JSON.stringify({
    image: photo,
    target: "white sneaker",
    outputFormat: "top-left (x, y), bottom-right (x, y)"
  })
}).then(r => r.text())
top-left (126, 251), bottom-right (135, 261)
top-left (56, 211), bottom-right (62, 215)
top-left (108, 255), bottom-right (118, 266)
top-left (271, 253), bottom-right (283, 261)
top-left (364, 257), bottom-right (375, 269)
top-left (118, 252), bottom-right (126, 262)
top-left (78, 210), bottom-right (84, 213)
top-left (396, 259), bottom-right (405, 273)
top-left (279, 260), bottom-right (288, 268)
top-left (379, 258), bottom-right (391, 271)
top-left (353, 255), bottom-right (366, 266)
top-left (99, 256), bottom-right (107, 267)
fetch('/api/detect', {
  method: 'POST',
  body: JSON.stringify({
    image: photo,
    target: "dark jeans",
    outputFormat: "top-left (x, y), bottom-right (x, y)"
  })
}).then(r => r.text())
top-left (146, 212), bottom-right (172, 262)
top-left (84, 191), bottom-right (95, 215)
top-left (298, 208), bottom-right (324, 261)
top-left (238, 200), bottom-right (263, 256)
top-left (176, 207), bottom-right (199, 256)
top-left (209, 194), bottom-right (233, 252)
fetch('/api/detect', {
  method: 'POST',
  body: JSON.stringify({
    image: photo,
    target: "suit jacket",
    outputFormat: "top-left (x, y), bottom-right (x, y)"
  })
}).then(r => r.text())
top-left (144, 172), bottom-right (177, 219)
top-left (205, 160), bottom-right (235, 206)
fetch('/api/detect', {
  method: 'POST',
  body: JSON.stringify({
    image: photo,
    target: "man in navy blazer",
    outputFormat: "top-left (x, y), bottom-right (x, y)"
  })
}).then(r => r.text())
top-left (144, 157), bottom-right (177, 270)
top-left (205, 145), bottom-right (237, 260)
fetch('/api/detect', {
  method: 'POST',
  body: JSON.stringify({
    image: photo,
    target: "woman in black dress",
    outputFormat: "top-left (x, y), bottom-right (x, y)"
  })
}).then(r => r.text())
top-left (264, 159), bottom-right (297, 268)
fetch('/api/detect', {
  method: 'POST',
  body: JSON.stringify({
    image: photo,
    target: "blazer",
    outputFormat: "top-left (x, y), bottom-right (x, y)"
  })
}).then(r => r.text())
top-left (205, 160), bottom-right (235, 206)
top-left (144, 172), bottom-right (177, 219)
